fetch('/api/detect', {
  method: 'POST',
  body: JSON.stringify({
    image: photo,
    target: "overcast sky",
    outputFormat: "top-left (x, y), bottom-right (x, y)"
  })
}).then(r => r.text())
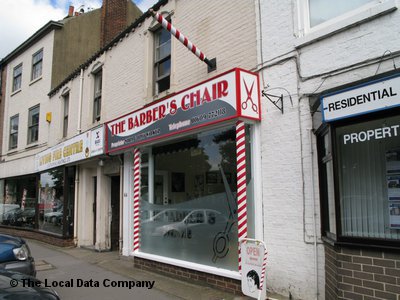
top-left (0, 0), bottom-right (155, 60)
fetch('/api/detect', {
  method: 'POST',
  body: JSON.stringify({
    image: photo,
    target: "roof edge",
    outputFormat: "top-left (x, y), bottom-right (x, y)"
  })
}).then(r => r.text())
top-left (0, 21), bottom-right (63, 65)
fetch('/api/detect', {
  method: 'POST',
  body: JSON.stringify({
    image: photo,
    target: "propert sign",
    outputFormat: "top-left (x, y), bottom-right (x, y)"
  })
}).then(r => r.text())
top-left (321, 73), bottom-right (400, 122)
top-left (35, 131), bottom-right (91, 172)
top-left (106, 68), bottom-right (260, 153)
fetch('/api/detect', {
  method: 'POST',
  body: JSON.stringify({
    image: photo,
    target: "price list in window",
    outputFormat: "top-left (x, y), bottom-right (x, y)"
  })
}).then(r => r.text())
top-left (386, 150), bottom-right (400, 229)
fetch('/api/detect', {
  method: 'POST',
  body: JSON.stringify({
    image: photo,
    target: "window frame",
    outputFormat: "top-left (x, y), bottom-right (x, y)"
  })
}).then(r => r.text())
top-left (9, 114), bottom-right (19, 150)
top-left (153, 24), bottom-right (171, 95)
top-left (62, 93), bottom-right (69, 138)
top-left (317, 107), bottom-right (400, 249)
top-left (295, 0), bottom-right (396, 47)
top-left (31, 49), bottom-right (43, 81)
top-left (93, 69), bottom-right (102, 123)
top-left (27, 105), bottom-right (40, 144)
top-left (12, 64), bottom-right (22, 92)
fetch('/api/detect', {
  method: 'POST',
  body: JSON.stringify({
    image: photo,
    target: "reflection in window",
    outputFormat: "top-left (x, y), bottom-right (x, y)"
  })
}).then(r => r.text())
top-left (140, 125), bottom-right (253, 271)
top-left (309, 0), bottom-right (372, 27)
top-left (2, 177), bottom-right (37, 229)
top-left (39, 168), bottom-right (64, 235)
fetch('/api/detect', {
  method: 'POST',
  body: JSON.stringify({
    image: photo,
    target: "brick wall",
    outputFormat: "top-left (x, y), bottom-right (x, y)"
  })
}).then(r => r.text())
top-left (325, 243), bottom-right (400, 300)
top-left (100, 0), bottom-right (127, 47)
top-left (0, 226), bottom-right (74, 247)
top-left (134, 257), bottom-right (243, 295)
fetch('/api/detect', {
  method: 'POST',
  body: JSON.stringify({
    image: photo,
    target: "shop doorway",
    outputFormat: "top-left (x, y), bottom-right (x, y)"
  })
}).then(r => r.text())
top-left (110, 176), bottom-right (120, 251)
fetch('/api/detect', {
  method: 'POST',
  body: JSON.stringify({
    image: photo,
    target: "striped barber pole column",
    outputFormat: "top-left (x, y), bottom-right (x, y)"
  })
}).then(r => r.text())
top-left (260, 250), bottom-right (268, 290)
top-left (236, 120), bottom-right (247, 272)
top-left (149, 9), bottom-right (214, 68)
top-left (133, 148), bottom-right (141, 252)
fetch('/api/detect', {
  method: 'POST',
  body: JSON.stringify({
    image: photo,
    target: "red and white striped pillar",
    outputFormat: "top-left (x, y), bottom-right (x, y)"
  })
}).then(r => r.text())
top-left (133, 148), bottom-right (141, 253)
top-left (236, 120), bottom-right (247, 272)
top-left (260, 250), bottom-right (268, 290)
top-left (149, 9), bottom-right (215, 70)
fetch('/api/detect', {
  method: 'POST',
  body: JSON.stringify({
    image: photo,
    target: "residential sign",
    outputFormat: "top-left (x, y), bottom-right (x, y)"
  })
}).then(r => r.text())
top-left (106, 68), bottom-right (260, 153)
top-left (321, 73), bottom-right (400, 122)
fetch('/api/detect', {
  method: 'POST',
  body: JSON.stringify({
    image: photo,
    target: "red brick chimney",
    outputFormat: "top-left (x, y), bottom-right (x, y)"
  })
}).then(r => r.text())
top-left (100, 0), bottom-right (128, 47)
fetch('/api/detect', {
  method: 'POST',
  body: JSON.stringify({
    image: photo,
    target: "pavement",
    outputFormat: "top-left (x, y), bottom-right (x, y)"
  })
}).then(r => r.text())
top-left (28, 239), bottom-right (287, 300)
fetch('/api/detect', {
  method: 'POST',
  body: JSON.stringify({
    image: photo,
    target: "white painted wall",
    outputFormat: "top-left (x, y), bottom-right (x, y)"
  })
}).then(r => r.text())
top-left (258, 0), bottom-right (400, 299)
top-left (0, 31), bottom-right (55, 178)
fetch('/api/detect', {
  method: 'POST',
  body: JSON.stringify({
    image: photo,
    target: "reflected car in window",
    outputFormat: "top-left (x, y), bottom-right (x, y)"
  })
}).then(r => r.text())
top-left (142, 209), bottom-right (228, 239)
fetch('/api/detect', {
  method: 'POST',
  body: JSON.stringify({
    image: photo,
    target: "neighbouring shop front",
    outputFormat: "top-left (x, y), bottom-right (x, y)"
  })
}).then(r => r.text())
top-left (106, 68), bottom-right (262, 283)
top-left (0, 127), bottom-right (104, 242)
top-left (314, 71), bottom-right (400, 299)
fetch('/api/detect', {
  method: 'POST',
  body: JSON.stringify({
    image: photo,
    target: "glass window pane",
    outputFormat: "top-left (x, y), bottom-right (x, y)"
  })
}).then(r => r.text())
top-left (156, 42), bottom-right (171, 62)
top-left (39, 168), bottom-right (64, 236)
top-left (157, 59), bottom-right (171, 78)
top-left (140, 126), bottom-right (240, 271)
top-left (3, 177), bottom-right (36, 229)
top-left (336, 114), bottom-right (400, 240)
top-left (309, 0), bottom-right (372, 27)
top-left (157, 28), bottom-right (171, 45)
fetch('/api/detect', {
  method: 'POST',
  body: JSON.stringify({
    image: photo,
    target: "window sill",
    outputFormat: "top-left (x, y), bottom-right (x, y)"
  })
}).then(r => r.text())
top-left (7, 149), bottom-right (18, 156)
top-left (29, 76), bottom-right (42, 86)
top-left (295, 0), bottom-right (397, 48)
top-left (152, 88), bottom-right (175, 103)
top-left (10, 89), bottom-right (21, 97)
top-left (25, 143), bottom-right (39, 150)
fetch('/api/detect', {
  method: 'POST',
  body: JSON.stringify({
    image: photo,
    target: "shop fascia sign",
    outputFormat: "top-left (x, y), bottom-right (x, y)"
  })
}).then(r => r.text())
top-left (35, 126), bottom-right (104, 172)
top-left (106, 68), bottom-right (260, 153)
top-left (321, 73), bottom-right (400, 122)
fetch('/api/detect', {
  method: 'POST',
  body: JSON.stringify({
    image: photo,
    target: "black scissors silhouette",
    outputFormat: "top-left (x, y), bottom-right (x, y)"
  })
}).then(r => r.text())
top-left (241, 79), bottom-right (258, 113)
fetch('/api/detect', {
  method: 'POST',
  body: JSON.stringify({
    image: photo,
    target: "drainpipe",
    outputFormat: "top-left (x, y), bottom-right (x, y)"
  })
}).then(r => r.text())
top-left (74, 166), bottom-right (80, 246)
top-left (77, 69), bottom-right (84, 134)
top-left (118, 155), bottom-right (124, 255)
top-left (309, 129), bottom-right (319, 300)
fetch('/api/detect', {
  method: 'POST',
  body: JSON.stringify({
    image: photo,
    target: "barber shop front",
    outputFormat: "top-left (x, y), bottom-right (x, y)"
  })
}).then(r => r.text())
top-left (314, 72), bottom-right (400, 299)
top-left (106, 68), bottom-right (262, 291)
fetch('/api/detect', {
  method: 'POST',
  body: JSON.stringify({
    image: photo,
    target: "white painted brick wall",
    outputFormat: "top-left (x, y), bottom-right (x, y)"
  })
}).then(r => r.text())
top-left (259, 0), bottom-right (400, 299)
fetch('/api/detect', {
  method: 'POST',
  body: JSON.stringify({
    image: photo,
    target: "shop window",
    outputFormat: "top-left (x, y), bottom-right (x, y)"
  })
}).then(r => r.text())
top-left (140, 125), bottom-right (253, 271)
top-left (336, 114), bottom-right (400, 240)
top-left (31, 49), bottom-right (43, 81)
top-left (12, 64), bottom-right (22, 92)
top-left (38, 167), bottom-right (75, 237)
top-left (153, 26), bottom-right (171, 95)
top-left (308, 0), bottom-right (372, 27)
top-left (319, 113), bottom-right (400, 243)
top-left (9, 114), bottom-right (19, 150)
top-left (27, 105), bottom-right (39, 144)
top-left (2, 176), bottom-right (37, 229)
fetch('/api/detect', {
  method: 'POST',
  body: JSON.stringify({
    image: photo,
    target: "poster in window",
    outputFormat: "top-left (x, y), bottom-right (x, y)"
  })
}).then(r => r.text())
top-left (386, 150), bottom-right (400, 174)
top-left (387, 175), bottom-right (400, 201)
top-left (389, 202), bottom-right (400, 229)
top-left (171, 172), bottom-right (185, 192)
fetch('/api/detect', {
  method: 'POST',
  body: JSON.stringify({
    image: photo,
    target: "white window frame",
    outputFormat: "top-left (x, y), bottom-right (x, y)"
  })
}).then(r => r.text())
top-left (12, 64), bottom-right (22, 92)
top-left (9, 114), bottom-right (19, 150)
top-left (63, 93), bottom-right (69, 138)
top-left (31, 48), bottom-right (43, 82)
top-left (93, 69), bottom-right (102, 123)
top-left (296, 0), bottom-right (397, 47)
top-left (27, 105), bottom-right (40, 144)
top-left (153, 24), bottom-right (171, 95)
